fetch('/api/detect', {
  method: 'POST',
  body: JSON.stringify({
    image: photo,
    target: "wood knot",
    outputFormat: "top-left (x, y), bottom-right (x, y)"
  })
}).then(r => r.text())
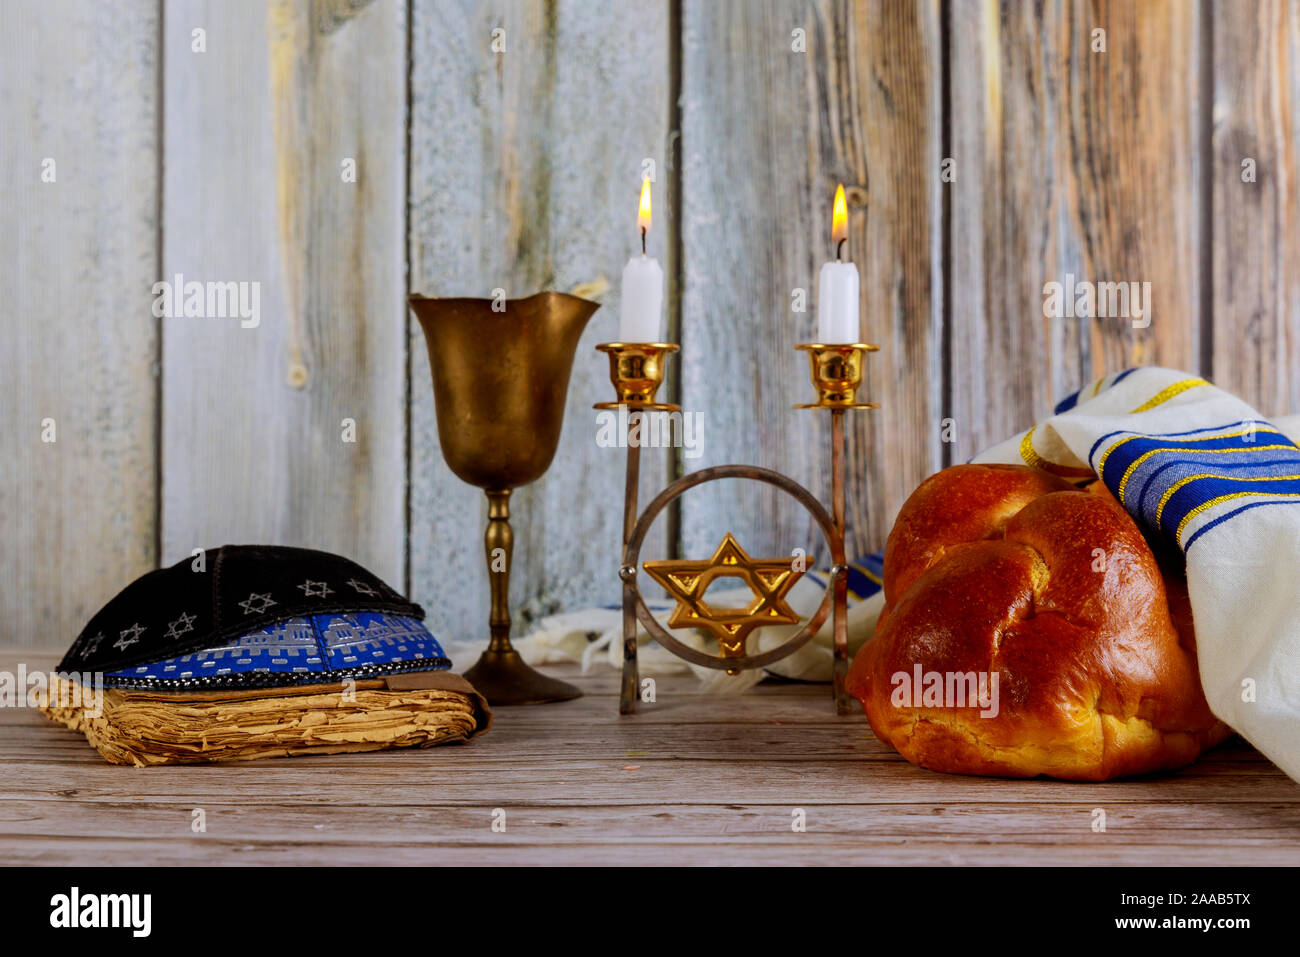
top-left (286, 362), bottom-right (309, 389)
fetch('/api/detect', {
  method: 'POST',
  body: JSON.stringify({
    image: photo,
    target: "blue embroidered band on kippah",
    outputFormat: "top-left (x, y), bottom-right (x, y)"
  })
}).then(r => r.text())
top-left (104, 612), bottom-right (451, 691)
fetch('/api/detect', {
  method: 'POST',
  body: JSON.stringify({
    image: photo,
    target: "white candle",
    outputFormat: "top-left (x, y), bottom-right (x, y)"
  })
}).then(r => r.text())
top-left (618, 178), bottom-right (664, 343)
top-left (817, 261), bottom-right (859, 344)
top-left (619, 258), bottom-right (663, 342)
top-left (816, 183), bottom-right (860, 343)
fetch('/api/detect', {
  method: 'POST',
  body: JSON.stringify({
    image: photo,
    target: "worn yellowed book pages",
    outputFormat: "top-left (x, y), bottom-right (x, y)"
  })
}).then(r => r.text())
top-left (40, 674), bottom-right (491, 767)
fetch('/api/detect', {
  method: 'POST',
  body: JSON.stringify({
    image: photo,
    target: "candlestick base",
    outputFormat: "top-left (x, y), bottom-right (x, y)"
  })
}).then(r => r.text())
top-left (594, 342), bottom-right (680, 411)
top-left (794, 343), bottom-right (880, 409)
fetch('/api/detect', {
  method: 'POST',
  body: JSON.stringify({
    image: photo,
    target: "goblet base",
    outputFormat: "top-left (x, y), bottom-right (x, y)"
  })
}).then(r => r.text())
top-left (464, 648), bottom-right (583, 706)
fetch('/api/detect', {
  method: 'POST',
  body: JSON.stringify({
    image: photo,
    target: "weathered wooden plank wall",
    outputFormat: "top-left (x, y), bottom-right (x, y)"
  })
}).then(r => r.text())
top-left (1211, 0), bottom-right (1300, 414)
top-left (949, 0), bottom-right (1205, 462)
top-left (680, 0), bottom-right (942, 568)
top-left (0, 1), bottom-right (160, 647)
top-left (407, 0), bottom-right (673, 639)
top-left (160, 0), bottom-right (408, 584)
top-left (4, 0), bottom-right (1300, 650)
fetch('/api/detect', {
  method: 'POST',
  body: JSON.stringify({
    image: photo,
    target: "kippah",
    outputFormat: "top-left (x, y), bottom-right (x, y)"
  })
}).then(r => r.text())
top-left (58, 545), bottom-right (442, 688)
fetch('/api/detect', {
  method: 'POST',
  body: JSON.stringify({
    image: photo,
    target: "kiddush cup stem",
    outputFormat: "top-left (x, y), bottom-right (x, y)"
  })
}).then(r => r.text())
top-left (465, 484), bottom-right (581, 703)
top-left (485, 489), bottom-right (513, 654)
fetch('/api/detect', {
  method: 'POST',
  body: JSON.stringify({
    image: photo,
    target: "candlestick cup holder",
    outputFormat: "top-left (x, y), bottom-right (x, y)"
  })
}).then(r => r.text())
top-left (596, 339), bottom-right (879, 714)
top-left (595, 343), bottom-right (680, 411)
top-left (794, 342), bottom-right (880, 409)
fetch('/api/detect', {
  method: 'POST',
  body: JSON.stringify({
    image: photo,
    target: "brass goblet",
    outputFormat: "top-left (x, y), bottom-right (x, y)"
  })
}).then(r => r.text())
top-left (409, 291), bottom-right (600, 705)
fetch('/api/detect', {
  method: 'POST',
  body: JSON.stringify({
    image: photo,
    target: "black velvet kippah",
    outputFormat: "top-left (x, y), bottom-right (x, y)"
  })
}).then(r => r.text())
top-left (58, 545), bottom-right (424, 675)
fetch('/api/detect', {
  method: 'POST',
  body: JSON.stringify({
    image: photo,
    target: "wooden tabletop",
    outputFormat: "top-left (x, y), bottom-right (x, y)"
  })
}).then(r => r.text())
top-left (3, 650), bottom-right (1298, 866)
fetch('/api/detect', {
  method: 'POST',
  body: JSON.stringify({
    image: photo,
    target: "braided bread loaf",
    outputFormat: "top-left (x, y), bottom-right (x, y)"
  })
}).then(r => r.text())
top-left (846, 463), bottom-right (1229, 780)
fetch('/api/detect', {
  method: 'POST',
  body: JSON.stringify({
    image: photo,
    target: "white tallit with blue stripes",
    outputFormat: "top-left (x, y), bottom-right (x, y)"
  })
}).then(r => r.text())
top-left (974, 367), bottom-right (1300, 782)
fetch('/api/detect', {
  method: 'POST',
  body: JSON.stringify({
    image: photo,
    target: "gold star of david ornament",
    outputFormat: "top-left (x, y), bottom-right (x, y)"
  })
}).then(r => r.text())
top-left (642, 533), bottom-right (805, 672)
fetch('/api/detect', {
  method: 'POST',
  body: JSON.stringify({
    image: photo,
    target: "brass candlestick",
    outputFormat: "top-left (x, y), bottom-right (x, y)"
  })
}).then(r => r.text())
top-left (795, 342), bottom-right (879, 711)
top-left (598, 339), bottom-right (878, 714)
top-left (411, 291), bottom-right (599, 705)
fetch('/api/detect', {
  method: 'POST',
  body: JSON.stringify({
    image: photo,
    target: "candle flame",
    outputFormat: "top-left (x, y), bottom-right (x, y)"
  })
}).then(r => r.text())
top-left (638, 178), bottom-right (653, 234)
top-left (832, 183), bottom-right (848, 247)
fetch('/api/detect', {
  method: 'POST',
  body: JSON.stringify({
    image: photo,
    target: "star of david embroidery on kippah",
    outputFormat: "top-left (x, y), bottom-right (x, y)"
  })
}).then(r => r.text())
top-left (298, 580), bottom-right (333, 598)
top-left (114, 623), bottom-right (146, 651)
top-left (165, 611), bottom-right (197, 641)
top-left (238, 592), bottom-right (277, 615)
top-left (82, 631), bottom-right (104, 656)
top-left (345, 578), bottom-right (377, 596)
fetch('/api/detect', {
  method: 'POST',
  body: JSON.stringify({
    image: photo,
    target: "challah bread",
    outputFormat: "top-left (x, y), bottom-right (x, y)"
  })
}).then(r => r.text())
top-left (847, 463), bottom-right (1230, 780)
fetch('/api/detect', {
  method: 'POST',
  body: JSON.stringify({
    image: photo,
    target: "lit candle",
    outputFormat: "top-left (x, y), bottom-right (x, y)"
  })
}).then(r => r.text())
top-left (618, 178), bottom-right (664, 343)
top-left (816, 183), bottom-right (860, 343)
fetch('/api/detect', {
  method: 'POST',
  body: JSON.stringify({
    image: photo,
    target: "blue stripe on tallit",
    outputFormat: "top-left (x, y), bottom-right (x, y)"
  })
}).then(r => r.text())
top-left (1184, 498), bottom-right (1300, 550)
top-left (1133, 455), bottom-right (1300, 529)
top-left (1087, 419), bottom-right (1266, 467)
top-left (1134, 454), bottom-right (1300, 518)
top-left (1053, 368), bottom-right (1139, 415)
top-left (1159, 474), bottom-right (1300, 545)
top-left (1090, 420), bottom-right (1300, 551)
top-left (846, 555), bottom-right (884, 598)
top-left (1053, 389), bottom-right (1081, 415)
top-left (801, 554), bottom-right (884, 601)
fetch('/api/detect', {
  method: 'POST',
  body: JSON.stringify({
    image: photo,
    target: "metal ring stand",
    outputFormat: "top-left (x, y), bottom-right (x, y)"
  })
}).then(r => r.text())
top-left (618, 464), bottom-right (845, 713)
